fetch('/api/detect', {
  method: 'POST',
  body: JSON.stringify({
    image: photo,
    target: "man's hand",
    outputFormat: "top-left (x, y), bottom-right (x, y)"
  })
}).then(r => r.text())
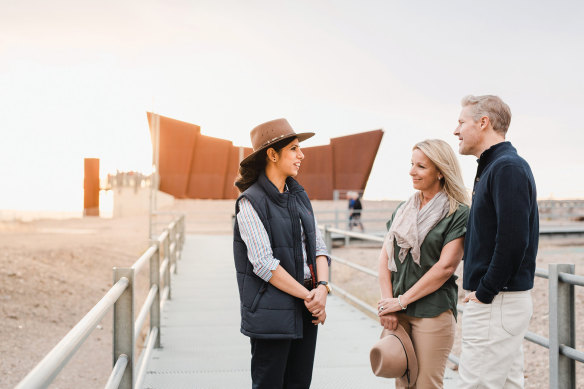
top-left (463, 291), bottom-right (484, 304)
top-left (304, 285), bottom-right (328, 316)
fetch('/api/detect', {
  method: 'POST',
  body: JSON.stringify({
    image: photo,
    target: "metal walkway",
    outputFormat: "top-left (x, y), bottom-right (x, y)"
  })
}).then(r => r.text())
top-left (141, 235), bottom-right (458, 388)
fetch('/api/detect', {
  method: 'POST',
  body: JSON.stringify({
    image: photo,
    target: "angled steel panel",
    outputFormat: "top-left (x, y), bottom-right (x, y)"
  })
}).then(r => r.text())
top-left (331, 129), bottom-right (383, 193)
top-left (147, 113), bottom-right (200, 198)
top-left (186, 134), bottom-right (233, 199)
top-left (297, 145), bottom-right (334, 200)
top-left (224, 146), bottom-right (253, 199)
top-left (148, 113), bottom-right (383, 200)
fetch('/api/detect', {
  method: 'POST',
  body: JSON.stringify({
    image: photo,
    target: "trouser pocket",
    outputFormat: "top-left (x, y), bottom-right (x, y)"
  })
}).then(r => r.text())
top-left (501, 292), bottom-right (532, 336)
top-left (462, 301), bottom-right (492, 341)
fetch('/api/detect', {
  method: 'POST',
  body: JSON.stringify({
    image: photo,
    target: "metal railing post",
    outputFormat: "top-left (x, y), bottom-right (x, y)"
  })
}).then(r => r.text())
top-left (150, 245), bottom-right (161, 348)
top-left (113, 267), bottom-right (134, 389)
top-left (181, 214), bottom-right (186, 250)
top-left (164, 233), bottom-right (172, 300)
top-left (549, 263), bottom-right (576, 389)
top-left (324, 225), bottom-right (333, 283)
top-left (171, 222), bottom-right (178, 274)
top-left (334, 208), bottom-right (339, 229)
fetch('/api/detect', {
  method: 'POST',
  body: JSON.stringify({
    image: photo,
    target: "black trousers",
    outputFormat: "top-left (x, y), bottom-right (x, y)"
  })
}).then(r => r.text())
top-left (250, 308), bottom-right (318, 389)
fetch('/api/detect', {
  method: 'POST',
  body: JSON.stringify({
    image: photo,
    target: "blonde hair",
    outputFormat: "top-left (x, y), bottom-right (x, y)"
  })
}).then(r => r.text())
top-left (461, 95), bottom-right (512, 136)
top-left (414, 139), bottom-right (470, 214)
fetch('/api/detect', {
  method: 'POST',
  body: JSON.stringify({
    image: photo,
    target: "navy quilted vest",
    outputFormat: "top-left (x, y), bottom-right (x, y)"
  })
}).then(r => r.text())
top-left (233, 172), bottom-right (316, 339)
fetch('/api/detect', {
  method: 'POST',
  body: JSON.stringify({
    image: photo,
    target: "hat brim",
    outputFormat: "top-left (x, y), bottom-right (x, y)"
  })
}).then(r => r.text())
top-left (239, 132), bottom-right (314, 166)
top-left (373, 325), bottom-right (418, 387)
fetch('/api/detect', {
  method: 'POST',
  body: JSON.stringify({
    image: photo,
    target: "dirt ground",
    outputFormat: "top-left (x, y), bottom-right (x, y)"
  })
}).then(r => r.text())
top-left (1, 198), bottom-right (583, 388)
top-left (0, 215), bottom-right (154, 388)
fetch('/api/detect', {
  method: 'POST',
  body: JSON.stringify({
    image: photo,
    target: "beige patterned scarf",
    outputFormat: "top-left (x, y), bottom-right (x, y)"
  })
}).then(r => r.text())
top-left (385, 191), bottom-right (449, 272)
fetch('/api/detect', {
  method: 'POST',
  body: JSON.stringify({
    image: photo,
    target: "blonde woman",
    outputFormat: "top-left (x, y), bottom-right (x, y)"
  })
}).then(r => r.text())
top-left (377, 139), bottom-right (469, 388)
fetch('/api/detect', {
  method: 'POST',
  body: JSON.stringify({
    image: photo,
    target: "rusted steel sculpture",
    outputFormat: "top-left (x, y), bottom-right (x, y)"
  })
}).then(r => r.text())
top-left (147, 113), bottom-right (383, 200)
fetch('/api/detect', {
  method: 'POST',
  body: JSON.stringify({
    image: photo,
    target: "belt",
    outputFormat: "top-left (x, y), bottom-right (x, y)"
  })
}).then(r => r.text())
top-left (303, 279), bottom-right (314, 289)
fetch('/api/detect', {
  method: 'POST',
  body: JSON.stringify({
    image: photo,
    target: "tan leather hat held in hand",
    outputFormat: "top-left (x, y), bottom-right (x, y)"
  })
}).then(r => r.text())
top-left (370, 324), bottom-right (418, 387)
top-left (240, 118), bottom-right (314, 166)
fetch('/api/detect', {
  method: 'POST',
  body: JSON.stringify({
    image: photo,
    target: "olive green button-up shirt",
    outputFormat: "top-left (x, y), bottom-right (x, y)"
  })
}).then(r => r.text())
top-left (386, 203), bottom-right (469, 319)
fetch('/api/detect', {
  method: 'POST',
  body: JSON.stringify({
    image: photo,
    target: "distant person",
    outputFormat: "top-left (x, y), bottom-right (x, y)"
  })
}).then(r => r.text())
top-left (377, 139), bottom-right (469, 388)
top-left (233, 118), bottom-right (331, 389)
top-left (348, 191), bottom-right (364, 232)
top-left (454, 95), bottom-right (538, 389)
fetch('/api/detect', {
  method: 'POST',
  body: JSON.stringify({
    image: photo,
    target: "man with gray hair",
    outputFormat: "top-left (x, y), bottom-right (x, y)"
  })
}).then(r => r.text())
top-left (454, 95), bottom-right (538, 388)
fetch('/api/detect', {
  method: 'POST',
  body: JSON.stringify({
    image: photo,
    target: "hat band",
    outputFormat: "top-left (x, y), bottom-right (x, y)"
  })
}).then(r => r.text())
top-left (388, 333), bottom-right (411, 385)
top-left (257, 133), bottom-right (291, 151)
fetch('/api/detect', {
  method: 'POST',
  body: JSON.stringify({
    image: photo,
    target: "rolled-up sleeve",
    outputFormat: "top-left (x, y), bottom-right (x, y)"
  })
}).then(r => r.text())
top-left (237, 197), bottom-right (280, 282)
top-left (314, 217), bottom-right (331, 265)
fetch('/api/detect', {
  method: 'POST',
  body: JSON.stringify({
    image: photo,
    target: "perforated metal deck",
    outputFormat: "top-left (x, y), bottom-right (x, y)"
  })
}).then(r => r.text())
top-left (141, 235), bottom-right (458, 388)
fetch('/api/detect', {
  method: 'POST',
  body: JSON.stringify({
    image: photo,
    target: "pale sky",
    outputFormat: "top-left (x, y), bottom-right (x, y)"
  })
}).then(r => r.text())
top-left (1, 0), bottom-right (583, 212)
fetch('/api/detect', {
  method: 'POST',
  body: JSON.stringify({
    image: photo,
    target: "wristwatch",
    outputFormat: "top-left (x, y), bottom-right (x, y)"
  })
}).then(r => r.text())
top-left (317, 281), bottom-right (332, 294)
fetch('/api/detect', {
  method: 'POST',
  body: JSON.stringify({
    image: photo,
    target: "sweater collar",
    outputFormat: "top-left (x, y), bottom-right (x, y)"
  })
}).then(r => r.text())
top-left (476, 141), bottom-right (516, 171)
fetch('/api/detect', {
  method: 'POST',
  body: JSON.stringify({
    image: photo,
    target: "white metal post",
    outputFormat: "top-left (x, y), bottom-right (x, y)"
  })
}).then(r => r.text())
top-left (113, 267), bottom-right (134, 389)
top-left (149, 113), bottom-right (160, 240)
top-left (164, 234), bottom-right (171, 300)
top-left (549, 263), bottom-right (576, 389)
top-left (150, 246), bottom-right (161, 348)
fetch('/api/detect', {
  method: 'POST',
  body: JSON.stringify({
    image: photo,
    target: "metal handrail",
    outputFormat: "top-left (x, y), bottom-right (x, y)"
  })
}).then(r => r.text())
top-left (160, 285), bottom-right (170, 304)
top-left (15, 278), bottom-right (130, 389)
top-left (330, 255), bottom-right (378, 277)
top-left (326, 226), bottom-right (385, 242)
top-left (130, 214), bottom-right (183, 386)
top-left (316, 208), bottom-right (394, 215)
top-left (321, 225), bottom-right (584, 388)
top-left (559, 272), bottom-right (584, 287)
top-left (104, 354), bottom-right (129, 389)
top-left (15, 214), bottom-right (186, 389)
top-left (525, 331), bottom-right (549, 348)
top-left (560, 345), bottom-right (584, 363)
top-left (134, 285), bottom-right (159, 343)
top-left (331, 282), bottom-right (377, 316)
top-left (134, 327), bottom-right (159, 389)
top-left (158, 229), bottom-right (169, 244)
top-left (132, 245), bottom-right (157, 273)
top-left (160, 258), bottom-right (169, 280)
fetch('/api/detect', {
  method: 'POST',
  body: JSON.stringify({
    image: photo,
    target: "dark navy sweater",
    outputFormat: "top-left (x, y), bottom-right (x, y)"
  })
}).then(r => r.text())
top-left (463, 142), bottom-right (539, 303)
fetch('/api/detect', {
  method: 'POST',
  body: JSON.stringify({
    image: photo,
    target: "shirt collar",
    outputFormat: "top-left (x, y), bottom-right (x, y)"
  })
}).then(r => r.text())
top-left (477, 141), bottom-right (516, 169)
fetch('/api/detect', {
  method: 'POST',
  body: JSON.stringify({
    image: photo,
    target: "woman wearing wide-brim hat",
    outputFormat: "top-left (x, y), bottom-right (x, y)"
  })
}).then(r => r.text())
top-left (233, 118), bottom-right (331, 388)
top-left (376, 139), bottom-right (469, 388)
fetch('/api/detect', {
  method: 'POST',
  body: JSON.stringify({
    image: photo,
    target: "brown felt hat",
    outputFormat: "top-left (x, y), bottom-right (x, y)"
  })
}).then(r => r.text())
top-left (370, 325), bottom-right (418, 387)
top-left (240, 118), bottom-right (314, 166)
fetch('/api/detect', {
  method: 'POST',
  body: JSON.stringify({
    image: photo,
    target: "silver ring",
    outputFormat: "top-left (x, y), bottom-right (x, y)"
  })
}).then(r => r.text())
top-left (379, 306), bottom-right (384, 311)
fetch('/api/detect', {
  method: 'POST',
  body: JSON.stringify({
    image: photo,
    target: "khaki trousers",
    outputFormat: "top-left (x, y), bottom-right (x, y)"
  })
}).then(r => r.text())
top-left (458, 290), bottom-right (533, 389)
top-left (396, 310), bottom-right (456, 389)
